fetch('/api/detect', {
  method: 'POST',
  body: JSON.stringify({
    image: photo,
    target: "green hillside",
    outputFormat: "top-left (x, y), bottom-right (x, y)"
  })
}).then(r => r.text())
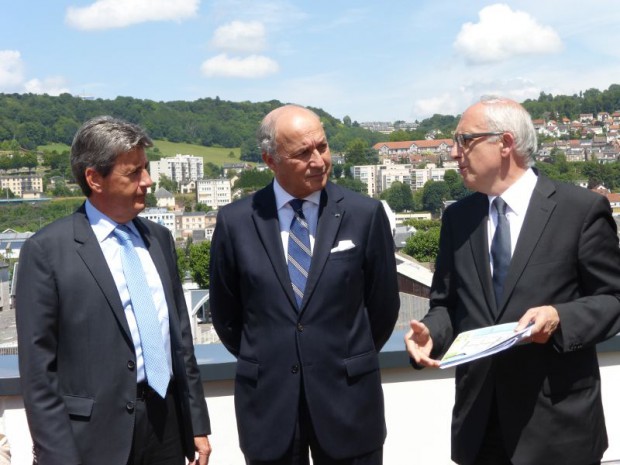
top-left (38, 140), bottom-right (246, 166)
top-left (153, 140), bottom-right (243, 165)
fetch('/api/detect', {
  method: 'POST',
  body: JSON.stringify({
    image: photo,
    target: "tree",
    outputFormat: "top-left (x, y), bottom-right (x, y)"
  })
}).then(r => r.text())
top-left (188, 240), bottom-right (211, 288)
top-left (332, 164), bottom-right (343, 179)
top-left (344, 139), bottom-right (378, 166)
top-left (334, 177), bottom-right (368, 195)
top-left (234, 169), bottom-right (273, 190)
top-left (443, 169), bottom-right (470, 201)
top-left (204, 162), bottom-right (222, 178)
top-left (240, 138), bottom-right (262, 162)
top-left (343, 115), bottom-right (352, 127)
top-left (422, 180), bottom-right (450, 215)
top-left (403, 227), bottom-right (441, 263)
top-left (403, 218), bottom-right (441, 231)
top-left (158, 174), bottom-right (178, 193)
top-left (380, 181), bottom-right (414, 212)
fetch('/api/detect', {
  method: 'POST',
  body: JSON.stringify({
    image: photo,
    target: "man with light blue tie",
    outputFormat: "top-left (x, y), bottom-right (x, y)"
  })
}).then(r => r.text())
top-left (210, 104), bottom-right (400, 465)
top-left (16, 116), bottom-right (211, 465)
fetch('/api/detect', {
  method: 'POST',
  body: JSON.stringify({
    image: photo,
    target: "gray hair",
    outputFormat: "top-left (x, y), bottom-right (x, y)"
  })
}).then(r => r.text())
top-left (256, 104), bottom-right (321, 161)
top-left (479, 95), bottom-right (538, 166)
top-left (71, 116), bottom-right (153, 196)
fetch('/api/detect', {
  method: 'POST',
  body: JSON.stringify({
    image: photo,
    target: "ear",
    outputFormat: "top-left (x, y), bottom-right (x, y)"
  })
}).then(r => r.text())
top-left (262, 152), bottom-right (277, 171)
top-left (85, 167), bottom-right (104, 194)
top-left (499, 132), bottom-right (515, 159)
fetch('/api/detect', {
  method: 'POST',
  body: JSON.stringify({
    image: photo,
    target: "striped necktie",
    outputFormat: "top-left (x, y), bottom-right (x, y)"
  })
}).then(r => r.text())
top-left (287, 199), bottom-right (312, 309)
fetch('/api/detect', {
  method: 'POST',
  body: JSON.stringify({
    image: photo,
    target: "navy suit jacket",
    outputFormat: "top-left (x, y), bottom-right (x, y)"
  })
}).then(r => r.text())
top-left (210, 181), bottom-right (400, 461)
top-left (16, 204), bottom-right (210, 465)
top-left (422, 174), bottom-right (620, 465)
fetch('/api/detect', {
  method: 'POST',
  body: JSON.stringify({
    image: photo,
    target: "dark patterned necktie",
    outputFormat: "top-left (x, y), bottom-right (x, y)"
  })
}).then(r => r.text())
top-left (491, 197), bottom-right (511, 310)
top-left (287, 199), bottom-right (312, 309)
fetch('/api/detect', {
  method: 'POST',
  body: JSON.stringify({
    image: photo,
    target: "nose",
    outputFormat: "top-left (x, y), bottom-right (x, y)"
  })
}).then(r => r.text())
top-left (450, 143), bottom-right (460, 160)
top-left (309, 148), bottom-right (326, 167)
top-left (141, 169), bottom-right (153, 187)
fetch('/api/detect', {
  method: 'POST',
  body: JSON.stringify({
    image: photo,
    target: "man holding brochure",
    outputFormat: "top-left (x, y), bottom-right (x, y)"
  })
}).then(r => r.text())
top-left (405, 96), bottom-right (620, 465)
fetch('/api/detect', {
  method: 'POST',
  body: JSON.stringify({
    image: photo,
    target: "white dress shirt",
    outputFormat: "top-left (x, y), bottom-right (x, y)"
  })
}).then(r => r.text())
top-left (85, 200), bottom-right (173, 383)
top-left (487, 168), bottom-right (537, 273)
top-left (273, 179), bottom-right (321, 260)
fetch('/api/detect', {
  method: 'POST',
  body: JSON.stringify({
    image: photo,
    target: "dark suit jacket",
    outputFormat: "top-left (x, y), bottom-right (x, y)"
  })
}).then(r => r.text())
top-left (16, 204), bottom-right (210, 465)
top-left (421, 174), bottom-right (620, 465)
top-left (209, 181), bottom-right (400, 461)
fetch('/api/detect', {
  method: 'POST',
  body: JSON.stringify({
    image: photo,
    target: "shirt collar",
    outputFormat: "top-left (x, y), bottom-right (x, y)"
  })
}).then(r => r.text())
top-left (85, 200), bottom-right (140, 242)
top-left (272, 178), bottom-right (321, 211)
top-left (488, 168), bottom-right (537, 217)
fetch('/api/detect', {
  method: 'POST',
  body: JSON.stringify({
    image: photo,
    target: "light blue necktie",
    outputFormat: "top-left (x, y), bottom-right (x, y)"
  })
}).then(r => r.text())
top-left (287, 199), bottom-right (312, 309)
top-left (491, 197), bottom-right (511, 312)
top-left (114, 225), bottom-right (170, 398)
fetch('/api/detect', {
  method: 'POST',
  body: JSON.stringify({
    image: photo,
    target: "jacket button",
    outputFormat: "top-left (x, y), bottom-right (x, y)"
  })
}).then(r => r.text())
top-left (291, 364), bottom-right (299, 374)
top-left (297, 323), bottom-right (304, 332)
top-left (127, 360), bottom-right (135, 370)
top-left (126, 401), bottom-right (135, 413)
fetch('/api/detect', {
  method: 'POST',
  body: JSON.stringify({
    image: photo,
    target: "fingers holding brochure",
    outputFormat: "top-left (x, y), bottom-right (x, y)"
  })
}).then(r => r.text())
top-left (516, 305), bottom-right (560, 344)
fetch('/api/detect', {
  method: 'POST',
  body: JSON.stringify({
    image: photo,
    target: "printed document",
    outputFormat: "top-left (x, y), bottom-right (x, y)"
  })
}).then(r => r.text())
top-left (439, 322), bottom-right (533, 369)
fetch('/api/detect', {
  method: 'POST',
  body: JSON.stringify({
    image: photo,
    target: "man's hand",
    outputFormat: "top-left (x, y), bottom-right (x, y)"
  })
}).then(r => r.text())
top-left (516, 305), bottom-right (560, 344)
top-left (404, 320), bottom-right (440, 368)
top-left (191, 435), bottom-right (212, 465)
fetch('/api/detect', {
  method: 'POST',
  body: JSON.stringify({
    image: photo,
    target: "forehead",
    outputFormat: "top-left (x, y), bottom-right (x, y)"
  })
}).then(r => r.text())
top-left (276, 111), bottom-right (326, 149)
top-left (457, 103), bottom-right (488, 132)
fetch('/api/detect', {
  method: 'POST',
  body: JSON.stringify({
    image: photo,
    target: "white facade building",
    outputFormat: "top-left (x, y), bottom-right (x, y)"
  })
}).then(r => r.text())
top-left (150, 155), bottom-right (204, 185)
top-left (351, 165), bottom-right (377, 197)
top-left (196, 178), bottom-right (232, 210)
top-left (138, 208), bottom-right (176, 235)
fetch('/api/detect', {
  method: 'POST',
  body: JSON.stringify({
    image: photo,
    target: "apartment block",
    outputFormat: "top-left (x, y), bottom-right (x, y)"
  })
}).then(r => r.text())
top-left (149, 154), bottom-right (204, 184)
top-left (196, 178), bottom-right (232, 210)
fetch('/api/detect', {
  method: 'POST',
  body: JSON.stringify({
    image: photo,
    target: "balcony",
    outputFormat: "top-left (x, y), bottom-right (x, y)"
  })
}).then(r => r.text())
top-left (2, 333), bottom-right (620, 464)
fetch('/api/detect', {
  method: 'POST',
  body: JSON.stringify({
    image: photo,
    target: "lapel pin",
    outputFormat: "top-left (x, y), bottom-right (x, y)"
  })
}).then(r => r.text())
top-left (334, 213), bottom-right (341, 217)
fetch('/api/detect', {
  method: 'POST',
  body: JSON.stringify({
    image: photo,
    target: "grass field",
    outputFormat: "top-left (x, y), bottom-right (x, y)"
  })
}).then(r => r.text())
top-left (153, 140), bottom-right (243, 165)
top-left (38, 140), bottom-right (247, 166)
top-left (37, 143), bottom-right (70, 153)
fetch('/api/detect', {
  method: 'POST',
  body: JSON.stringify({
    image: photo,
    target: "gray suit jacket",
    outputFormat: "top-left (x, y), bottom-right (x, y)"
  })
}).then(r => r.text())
top-left (422, 174), bottom-right (620, 465)
top-left (210, 182), bottom-right (400, 461)
top-left (16, 204), bottom-right (210, 465)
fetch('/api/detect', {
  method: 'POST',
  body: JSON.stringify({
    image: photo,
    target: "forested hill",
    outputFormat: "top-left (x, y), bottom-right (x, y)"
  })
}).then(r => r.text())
top-left (1, 84), bottom-right (620, 156)
top-left (0, 93), bottom-right (389, 158)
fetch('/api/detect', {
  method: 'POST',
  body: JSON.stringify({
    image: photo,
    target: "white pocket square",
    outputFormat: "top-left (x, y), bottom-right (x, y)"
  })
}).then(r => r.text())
top-left (330, 240), bottom-right (356, 253)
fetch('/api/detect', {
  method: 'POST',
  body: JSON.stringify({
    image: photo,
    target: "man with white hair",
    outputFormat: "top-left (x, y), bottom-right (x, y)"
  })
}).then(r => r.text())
top-left (406, 96), bottom-right (620, 465)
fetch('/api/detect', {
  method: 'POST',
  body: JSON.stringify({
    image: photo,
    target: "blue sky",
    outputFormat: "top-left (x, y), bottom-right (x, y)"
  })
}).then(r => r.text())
top-left (2, 0), bottom-right (620, 123)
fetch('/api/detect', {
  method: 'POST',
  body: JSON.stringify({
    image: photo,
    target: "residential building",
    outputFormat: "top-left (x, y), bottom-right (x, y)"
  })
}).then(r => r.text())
top-left (149, 154), bottom-right (204, 185)
top-left (0, 174), bottom-right (43, 198)
top-left (154, 187), bottom-right (175, 209)
top-left (351, 165), bottom-right (377, 197)
top-left (177, 212), bottom-right (207, 238)
top-left (138, 208), bottom-right (175, 235)
top-left (196, 178), bottom-right (232, 210)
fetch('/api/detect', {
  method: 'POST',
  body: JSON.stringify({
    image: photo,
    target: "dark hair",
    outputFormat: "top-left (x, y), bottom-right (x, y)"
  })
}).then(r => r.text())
top-left (71, 116), bottom-right (153, 196)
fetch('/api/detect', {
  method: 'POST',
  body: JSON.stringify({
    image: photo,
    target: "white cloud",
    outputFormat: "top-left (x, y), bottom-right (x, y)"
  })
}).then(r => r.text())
top-left (66, 0), bottom-right (199, 31)
top-left (201, 53), bottom-right (279, 78)
top-left (454, 4), bottom-right (563, 65)
top-left (412, 93), bottom-right (461, 119)
top-left (24, 77), bottom-right (70, 96)
top-left (0, 50), bottom-right (25, 89)
top-left (211, 21), bottom-right (267, 53)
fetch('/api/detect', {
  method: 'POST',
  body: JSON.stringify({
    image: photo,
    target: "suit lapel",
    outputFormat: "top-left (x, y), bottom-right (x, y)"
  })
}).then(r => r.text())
top-left (498, 175), bottom-right (556, 314)
top-left (252, 185), bottom-right (299, 309)
top-left (467, 194), bottom-right (497, 317)
top-left (300, 183), bottom-right (343, 312)
top-left (73, 205), bottom-right (133, 342)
